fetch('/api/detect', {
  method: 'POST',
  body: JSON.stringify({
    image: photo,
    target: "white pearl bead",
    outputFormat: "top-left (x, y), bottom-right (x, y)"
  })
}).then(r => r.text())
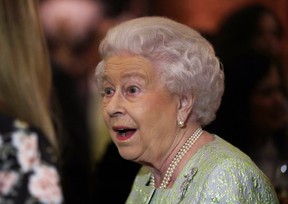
top-left (150, 127), bottom-right (203, 189)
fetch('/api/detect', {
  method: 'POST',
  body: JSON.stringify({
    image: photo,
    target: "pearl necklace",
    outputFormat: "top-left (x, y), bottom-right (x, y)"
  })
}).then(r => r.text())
top-left (150, 127), bottom-right (203, 189)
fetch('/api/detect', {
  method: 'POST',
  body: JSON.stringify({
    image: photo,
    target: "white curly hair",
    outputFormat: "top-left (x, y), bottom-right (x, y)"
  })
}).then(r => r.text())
top-left (95, 16), bottom-right (224, 126)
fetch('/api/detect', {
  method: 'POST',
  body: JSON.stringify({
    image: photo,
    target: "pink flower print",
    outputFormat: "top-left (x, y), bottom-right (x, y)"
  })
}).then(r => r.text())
top-left (28, 165), bottom-right (63, 204)
top-left (12, 131), bottom-right (40, 172)
top-left (0, 171), bottom-right (19, 195)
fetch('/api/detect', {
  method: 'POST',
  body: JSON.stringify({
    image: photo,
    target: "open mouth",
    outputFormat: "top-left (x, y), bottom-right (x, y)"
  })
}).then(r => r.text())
top-left (113, 127), bottom-right (136, 140)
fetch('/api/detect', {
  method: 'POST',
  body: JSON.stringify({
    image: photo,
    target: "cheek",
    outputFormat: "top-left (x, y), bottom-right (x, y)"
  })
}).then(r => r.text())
top-left (131, 100), bottom-right (160, 123)
top-left (133, 98), bottom-right (178, 148)
top-left (132, 94), bottom-right (178, 128)
top-left (102, 111), bottom-right (111, 128)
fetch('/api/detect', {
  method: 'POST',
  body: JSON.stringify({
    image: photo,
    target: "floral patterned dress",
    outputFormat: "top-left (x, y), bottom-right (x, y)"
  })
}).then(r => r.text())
top-left (0, 114), bottom-right (63, 204)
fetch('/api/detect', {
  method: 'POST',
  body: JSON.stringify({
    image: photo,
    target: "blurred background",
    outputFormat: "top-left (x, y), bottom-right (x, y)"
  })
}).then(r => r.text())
top-left (37, 0), bottom-right (288, 203)
top-left (151, 0), bottom-right (288, 82)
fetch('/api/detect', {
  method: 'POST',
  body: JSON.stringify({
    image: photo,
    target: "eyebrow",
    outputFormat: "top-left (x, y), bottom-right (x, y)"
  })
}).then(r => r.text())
top-left (103, 72), bottom-right (147, 82)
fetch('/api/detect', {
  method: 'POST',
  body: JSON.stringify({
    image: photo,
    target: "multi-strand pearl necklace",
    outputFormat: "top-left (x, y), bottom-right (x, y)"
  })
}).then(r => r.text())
top-left (150, 127), bottom-right (203, 189)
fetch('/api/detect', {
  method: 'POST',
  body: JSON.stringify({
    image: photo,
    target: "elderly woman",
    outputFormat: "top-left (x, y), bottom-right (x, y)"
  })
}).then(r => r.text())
top-left (95, 17), bottom-right (278, 203)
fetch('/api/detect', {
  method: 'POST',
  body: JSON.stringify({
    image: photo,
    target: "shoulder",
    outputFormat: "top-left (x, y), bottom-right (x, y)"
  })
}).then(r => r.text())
top-left (126, 167), bottom-right (154, 204)
top-left (195, 135), bottom-right (257, 165)
top-left (0, 114), bottom-right (56, 164)
top-left (0, 115), bottom-right (63, 203)
top-left (192, 136), bottom-right (279, 203)
top-left (131, 166), bottom-right (150, 186)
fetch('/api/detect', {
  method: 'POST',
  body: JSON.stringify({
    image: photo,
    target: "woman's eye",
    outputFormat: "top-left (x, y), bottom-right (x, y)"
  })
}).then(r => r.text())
top-left (127, 86), bottom-right (140, 95)
top-left (102, 87), bottom-right (114, 96)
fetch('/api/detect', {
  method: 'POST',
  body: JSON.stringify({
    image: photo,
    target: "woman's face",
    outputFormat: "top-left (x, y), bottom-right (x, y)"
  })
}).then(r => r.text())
top-left (250, 66), bottom-right (288, 133)
top-left (253, 13), bottom-right (281, 58)
top-left (101, 55), bottom-right (179, 164)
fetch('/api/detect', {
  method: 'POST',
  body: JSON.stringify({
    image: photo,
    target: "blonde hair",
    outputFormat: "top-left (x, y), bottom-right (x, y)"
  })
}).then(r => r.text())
top-left (0, 0), bottom-right (57, 148)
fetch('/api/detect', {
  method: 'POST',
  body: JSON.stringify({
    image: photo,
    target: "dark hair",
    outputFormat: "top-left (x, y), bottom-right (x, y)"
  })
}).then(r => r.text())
top-left (216, 3), bottom-right (283, 64)
top-left (207, 52), bottom-right (284, 154)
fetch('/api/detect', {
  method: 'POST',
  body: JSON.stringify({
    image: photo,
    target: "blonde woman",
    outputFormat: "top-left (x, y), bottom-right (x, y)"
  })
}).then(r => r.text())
top-left (0, 0), bottom-right (62, 203)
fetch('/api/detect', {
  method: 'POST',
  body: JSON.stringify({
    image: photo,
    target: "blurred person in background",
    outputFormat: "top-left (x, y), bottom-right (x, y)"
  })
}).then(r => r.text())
top-left (216, 3), bottom-right (284, 66)
top-left (0, 0), bottom-right (62, 203)
top-left (206, 52), bottom-right (288, 203)
top-left (208, 4), bottom-right (288, 202)
top-left (40, 0), bottom-right (103, 203)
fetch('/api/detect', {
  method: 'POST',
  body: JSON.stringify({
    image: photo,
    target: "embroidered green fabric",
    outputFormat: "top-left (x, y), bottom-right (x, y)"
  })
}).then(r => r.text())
top-left (126, 136), bottom-right (279, 204)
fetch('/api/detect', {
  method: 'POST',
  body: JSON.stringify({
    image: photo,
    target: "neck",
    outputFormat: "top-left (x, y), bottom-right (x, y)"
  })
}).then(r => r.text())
top-left (150, 127), bottom-right (203, 189)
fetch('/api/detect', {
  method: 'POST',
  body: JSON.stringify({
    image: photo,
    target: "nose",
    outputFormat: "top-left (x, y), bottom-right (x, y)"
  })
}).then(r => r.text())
top-left (105, 91), bottom-right (125, 118)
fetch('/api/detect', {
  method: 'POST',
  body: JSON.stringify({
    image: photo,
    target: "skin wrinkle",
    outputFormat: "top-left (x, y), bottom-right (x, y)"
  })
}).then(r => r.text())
top-left (101, 55), bottom-right (199, 183)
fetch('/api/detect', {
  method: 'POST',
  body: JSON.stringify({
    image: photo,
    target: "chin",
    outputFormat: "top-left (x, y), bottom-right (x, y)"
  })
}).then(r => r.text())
top-left (117, 147), bottom-right (139, 161)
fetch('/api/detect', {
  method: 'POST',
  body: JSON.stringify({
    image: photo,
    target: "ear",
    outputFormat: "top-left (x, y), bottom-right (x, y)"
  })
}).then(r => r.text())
top-left (178, 94), bottom-right (194, 124)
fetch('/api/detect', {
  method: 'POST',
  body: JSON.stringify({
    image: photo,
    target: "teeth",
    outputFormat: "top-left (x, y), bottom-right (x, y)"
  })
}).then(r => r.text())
top-left (118, 129), bottom-right (127, 136)
top-left (114, 128), bottom-right (136, 137)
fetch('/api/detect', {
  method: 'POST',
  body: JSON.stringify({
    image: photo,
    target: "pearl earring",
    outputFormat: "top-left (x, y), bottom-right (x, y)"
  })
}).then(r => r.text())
top-left (178, 120), bottom-right (184, 128)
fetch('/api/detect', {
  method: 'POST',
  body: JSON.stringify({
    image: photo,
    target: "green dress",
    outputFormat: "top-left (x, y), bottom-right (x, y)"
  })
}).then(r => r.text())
top-left (126, 136), bottom-right (279, 204)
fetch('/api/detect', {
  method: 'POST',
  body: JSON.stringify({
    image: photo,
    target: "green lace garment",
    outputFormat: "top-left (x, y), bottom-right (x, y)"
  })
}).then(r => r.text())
top-left (126, 136), bottom-right (279, 204)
